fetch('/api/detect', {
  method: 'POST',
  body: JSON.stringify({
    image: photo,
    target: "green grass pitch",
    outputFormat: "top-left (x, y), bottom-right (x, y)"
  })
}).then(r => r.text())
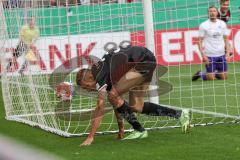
top-left (0, 63), bottom-right (240, 160)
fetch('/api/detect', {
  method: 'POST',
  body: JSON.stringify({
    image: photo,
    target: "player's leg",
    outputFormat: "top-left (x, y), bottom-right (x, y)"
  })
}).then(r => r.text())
top-left (120, 87), bottom-right (149, 140)
top-left (205, 57), bottom-right (220, 80)
top-left (192, 57), bottom-right (216, 81)
top-left (111, 67), bottom-right (182, 118)
top-left (113, 108), bottom-right (124, 139)
top-left (18, 44), bottom-right (30, 75)
top-left (216, 72), bottom-right (227, 80)
top-left (110, 71), bottom-right (149, 140)
top-left (129, 84), bottom-right (182, 118)
top-left (192, 70), bottom-right (206, 81)
top-left (128, 85), bottom-right (147, 113)
top-left (108, 69), bottom-right (146, 134)
top-left (129, 84), bottom-right (191, 133)
top-left (14, 41), bottom-right (27, 57)
top-left (215, 55), bottom-right (228, 80)
top-left (113, 69), bottom-right (146, 94)
top-left (110, 68), bottom-right (190, 134)
top-left (18, 61), bottom-right (28, 75)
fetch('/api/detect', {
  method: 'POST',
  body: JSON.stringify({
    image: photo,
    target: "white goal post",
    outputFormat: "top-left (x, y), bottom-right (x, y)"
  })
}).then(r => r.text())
top-left (143, 0), bottom-right (159, 104)
top-left (1, 0), bottom-right (240, 137)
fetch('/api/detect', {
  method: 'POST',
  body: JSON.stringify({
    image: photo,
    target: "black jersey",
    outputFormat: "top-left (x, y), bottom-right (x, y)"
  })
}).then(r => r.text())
top-left (91, 46), bottom-right (156, 92)
top-left (217, 9), bottom-right (231, 23)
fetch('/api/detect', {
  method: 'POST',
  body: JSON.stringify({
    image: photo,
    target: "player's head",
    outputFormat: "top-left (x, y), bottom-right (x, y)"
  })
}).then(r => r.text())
top-left (28, 17), bottom-right (35, 29)
top-left (208, 6), bottom-right (218, 21)
top-left (220, 0), bottom-right (230, 12)
top-left (76, 68), bottom-right (96, 91)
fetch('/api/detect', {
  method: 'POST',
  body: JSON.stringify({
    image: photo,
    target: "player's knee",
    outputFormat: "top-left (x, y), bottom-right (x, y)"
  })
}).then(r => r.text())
top-left (217, 72), bottom-right (228, 80)
top-left (107, 90), bottom-right (121, 107)
top-left (129, 106), bottom-right (141, 113)
top-left (129, 102), bottom-right (144, 113)
top-left (107, 91), bottom-right (115, 104)
top-left (221, 74), bottom-right (228, 80)
top-left (208, 77), bottom-right (215, 80)
top-left (206, 74), bottom-right (215, 80)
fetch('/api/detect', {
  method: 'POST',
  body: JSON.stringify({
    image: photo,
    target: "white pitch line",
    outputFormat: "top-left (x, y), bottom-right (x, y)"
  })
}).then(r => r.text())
top-left (161, 104), bottom-right (240, 119)
top-left (10, 107), bottom-right (113, 118)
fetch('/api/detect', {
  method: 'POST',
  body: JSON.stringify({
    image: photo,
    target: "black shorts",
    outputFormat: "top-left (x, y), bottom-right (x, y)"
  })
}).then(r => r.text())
top-left (110, 51), bottom-right (156, 84)
top-left (134, 52), bottom-right (156, 83)
top-left (13, 41), bottom-right (27, 57)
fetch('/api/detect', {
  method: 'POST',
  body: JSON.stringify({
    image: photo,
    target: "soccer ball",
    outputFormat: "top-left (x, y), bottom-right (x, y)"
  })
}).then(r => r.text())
top-left (55, 82), bottom-right (74, 101)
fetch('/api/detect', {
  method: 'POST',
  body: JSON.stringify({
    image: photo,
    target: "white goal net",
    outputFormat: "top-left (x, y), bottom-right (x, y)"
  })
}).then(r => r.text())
top-left (1, 0), bottom-right (240, 137)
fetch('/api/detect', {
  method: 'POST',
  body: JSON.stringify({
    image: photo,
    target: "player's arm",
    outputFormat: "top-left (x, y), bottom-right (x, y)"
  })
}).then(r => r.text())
top-left (80, 90), bottom-right (106, 146)
top-left (224, 35), bottom-right (230, 54)
top-left (198, 24), bottom-right (208, 63)
top-left (114, 109), bottom-right (124, 139)
top-left (223, 22), bottom-right (231, 61)
top-left (198, 37), bottom-right (208, 63)
top-left (224, 35), bottom-right (231, 61)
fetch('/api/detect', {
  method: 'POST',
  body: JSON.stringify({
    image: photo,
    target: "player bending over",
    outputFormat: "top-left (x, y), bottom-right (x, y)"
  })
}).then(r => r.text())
top-left (57, 45), bottom-right (191, 146)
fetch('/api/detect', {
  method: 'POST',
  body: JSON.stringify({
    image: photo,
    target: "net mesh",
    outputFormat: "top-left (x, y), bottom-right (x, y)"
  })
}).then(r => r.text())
top-left (1, 0), bottom-right (240, 136)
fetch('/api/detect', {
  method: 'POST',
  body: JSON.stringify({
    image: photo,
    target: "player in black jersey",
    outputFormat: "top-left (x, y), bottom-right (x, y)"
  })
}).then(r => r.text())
top-left (217, 0), bottom-right (231, 23)
top-left (75, 45), bottom-right (191, 146)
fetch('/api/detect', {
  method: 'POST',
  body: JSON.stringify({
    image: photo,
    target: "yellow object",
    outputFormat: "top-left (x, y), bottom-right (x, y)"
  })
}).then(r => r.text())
top-left (25, 49), bottom-right (37, 61)
top-left (20, 25), bottom-right (40, 46)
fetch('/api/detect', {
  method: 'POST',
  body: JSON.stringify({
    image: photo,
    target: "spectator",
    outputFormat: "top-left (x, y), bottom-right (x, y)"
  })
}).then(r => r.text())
top-left (50, 0), bottom-right (80, 7)
top-left (50, 0), bottom-right (58, 6)
top-left (217, 0), bottom-right (231, 23)
top-left (90, 0), bottom-right (117, 4)
top-left (2, 0), bottom-right (21, 9)
top-left (126, 0), bottom-right (141, 3)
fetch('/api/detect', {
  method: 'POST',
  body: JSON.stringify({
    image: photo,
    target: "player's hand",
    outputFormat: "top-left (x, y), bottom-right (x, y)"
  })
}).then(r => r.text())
top-left (202, 54), bottom-right (209, 64)
top-left (116, 129), bottom-right (124, 139)
top-left (225, 52), bottom-right (232, 62)
top-left (80, 137), bottom-right (94, 146)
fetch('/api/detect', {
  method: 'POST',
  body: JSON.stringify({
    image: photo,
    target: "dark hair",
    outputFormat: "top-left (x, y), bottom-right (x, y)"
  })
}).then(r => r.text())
top-left (208, 5), bottom-right (218, 11)
top-left (76, 68), bottom-right (91, 85)
top-left (220, 0), bottom-right (229, 4)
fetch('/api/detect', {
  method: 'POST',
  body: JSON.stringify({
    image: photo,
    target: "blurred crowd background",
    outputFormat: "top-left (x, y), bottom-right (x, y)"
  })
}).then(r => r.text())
top-left (1, 0), bottom-right (154, 8)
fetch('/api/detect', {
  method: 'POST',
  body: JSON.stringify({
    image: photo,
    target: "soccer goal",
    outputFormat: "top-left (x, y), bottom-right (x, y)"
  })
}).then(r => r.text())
top-left (1, 0), bottom-right (240, 137)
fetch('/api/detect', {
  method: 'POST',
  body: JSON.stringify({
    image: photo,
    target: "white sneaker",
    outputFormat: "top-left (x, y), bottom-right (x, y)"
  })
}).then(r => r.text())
top-left (123, 130), bottom-right (148, 140)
